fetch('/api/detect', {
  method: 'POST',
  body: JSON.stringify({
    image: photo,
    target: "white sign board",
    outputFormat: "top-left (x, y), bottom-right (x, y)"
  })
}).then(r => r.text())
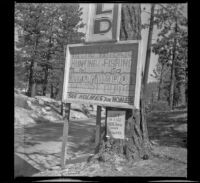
top-left (106, 110), bottom-right (125, 139)
top-left (85, 3), bottom-right (121, 43)
top-left (62, 41), bottom-right (142, 109)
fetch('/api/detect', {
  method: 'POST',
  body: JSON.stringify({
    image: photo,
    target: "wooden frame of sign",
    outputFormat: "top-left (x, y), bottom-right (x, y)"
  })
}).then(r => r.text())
top-left (62, 40), bottom-right (142, 110)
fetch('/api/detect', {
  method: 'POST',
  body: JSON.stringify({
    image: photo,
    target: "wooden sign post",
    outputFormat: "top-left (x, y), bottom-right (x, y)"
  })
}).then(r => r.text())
top-left (60, 103), bottom-right (71, 169)
top-left (95, 106), bottom-right (101, 151)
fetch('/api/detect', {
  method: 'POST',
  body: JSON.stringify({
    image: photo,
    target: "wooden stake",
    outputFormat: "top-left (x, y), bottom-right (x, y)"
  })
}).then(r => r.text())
top-left (95, 106), bottom-right (101, 148)
top-left (105, 107), bottom-right (108, 139)
top-left (60, 103), bottom-right (71, 169)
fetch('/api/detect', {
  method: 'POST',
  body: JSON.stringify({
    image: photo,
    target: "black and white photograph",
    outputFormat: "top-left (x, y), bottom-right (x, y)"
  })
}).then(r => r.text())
top-left (14, 3), bottom-right (188, 180)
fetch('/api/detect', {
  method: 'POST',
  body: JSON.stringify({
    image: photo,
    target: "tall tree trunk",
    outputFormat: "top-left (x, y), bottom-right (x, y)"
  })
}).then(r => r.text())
top-left (43, 65), bottom-right (48, 96)
top-left (27, 37), bottom-right (38, 97)
top-left (151, 92), bottom-right (154, 105)
top-left (92, 4), bottom-right (154, 162)
top-left (30, 63), bottom-right (37, 97)
top-left (59, 48), bottom-right (67, 115)
top-left (43, 16), bottom-right (54, 96)
top-left (185, 74), bottom-right (188, 107)
top-left (169, 19), bottom-right (177, 110)
top-left (58, 44), bottom-right (68, 101)
top-left (143, 4), bottom-right (155, 92)
top-left (184, 54), bottom-right (188, 107)
top-left (185, 84), bottom-right (187, 107)
top-left (140, 3), bottom-right (155, 151)
top-left (157, 63), bottom-right (164, 101)
top-left (58, 68), bottom-right (64, 101)
top-left (50, 83), bottom-right (54, 98)
top-left (27, 59), bottom-right (34, 97)
top-left (55, 84), bottom-right (60, 99)
top-left (43, 34), bottom-right (53, 96)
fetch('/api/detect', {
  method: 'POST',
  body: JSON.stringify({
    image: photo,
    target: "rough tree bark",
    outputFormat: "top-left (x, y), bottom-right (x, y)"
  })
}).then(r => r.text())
top-left (169, 18), bottom-right (178, 110)
top-left (92, 4), bottom-right (153, 163)
top-left (50, 83), bottom-right (54, 98)
top-left (42, 64), bottom-right (49, 96)
top-left (27, 58), bottom-right (35, 97)
top-left (27, 37), bottom-right (39, 97)
top-left (157, 63), bottom-right (164, 101)
top-left (120, 4), bottom-right (141, 40)
top-left (42, 17), bottom-right (53, 96)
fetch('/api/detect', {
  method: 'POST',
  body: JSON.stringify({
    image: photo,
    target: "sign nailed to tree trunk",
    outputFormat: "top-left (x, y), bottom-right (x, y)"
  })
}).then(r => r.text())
top-left (60, 4), bottom-right (149, 167)
top-left (106, 110), bottom-right (125, 139)
top-left (85, 4), bottom-right (121, 43)
top-left (62, 40), bottom-right (142, 109)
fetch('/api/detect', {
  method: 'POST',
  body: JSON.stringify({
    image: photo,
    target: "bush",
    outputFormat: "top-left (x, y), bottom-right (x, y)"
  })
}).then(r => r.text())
top-left (148, 101), bottom-right (170, 112)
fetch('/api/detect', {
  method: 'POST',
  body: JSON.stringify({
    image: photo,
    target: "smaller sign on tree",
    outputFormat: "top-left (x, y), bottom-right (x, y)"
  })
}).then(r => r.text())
top-left (106, 110), bottom-right (125, 139)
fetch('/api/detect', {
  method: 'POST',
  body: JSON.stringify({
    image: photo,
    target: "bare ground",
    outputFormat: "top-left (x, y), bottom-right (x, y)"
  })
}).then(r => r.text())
top-left (15, 108), bottom-right (187, 177)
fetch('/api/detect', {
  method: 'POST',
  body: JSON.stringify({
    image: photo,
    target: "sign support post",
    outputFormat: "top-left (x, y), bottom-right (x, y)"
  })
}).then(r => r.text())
top-left (60, 103), bottom-right (71, 169)
top-left (105, 108), bottom-right (108, 140)
top-left (95, 106), bottom-right (101, 152)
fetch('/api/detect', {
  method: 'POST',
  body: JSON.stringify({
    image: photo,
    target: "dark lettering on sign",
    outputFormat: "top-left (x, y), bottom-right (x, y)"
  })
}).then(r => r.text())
top-left (94, 19), bottom-right (112, 34)
top-left (112, 96), bottom-right (134, 103)
top-left (66, 43), bottom-right (139, 107)
top-left (68, 92), bottom-right (77, 99)
top-left (96, 4), bottom-right (112, 15)
top-left (67, 92), bottom-right (134, 105)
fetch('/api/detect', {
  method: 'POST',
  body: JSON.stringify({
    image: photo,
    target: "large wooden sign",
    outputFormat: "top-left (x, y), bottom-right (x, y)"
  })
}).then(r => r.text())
top-left (85, 3), bottom-right (121, 43)
top-left (60, 4), bottom-right (143, 169)
top-left (106, 110), bottom-right (126, 139)
top-left (62, 40), bottom-right (142, 109)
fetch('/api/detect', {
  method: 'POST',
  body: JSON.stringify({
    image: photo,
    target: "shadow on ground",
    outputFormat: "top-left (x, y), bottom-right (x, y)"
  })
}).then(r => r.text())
top-left (147, 110), bottom-right (187, 148)
top-left (24, 120), bottom-right (63, 142)
top-left (15, 154), bottom-right (40, 177)
top-left (15, 118), bottom-right (96, 176)
top-left (23, 118), bottom-right (96, 154)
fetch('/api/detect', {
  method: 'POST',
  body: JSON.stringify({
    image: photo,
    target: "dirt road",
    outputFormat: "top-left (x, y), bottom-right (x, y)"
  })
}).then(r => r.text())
top-left (15, 110), bottom-right (187, 177)
top-left (15, 118), bottom-right (96, 177)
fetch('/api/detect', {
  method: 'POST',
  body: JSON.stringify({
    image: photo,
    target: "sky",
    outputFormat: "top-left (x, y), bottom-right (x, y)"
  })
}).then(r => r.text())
top-left (79, 3), bottom-right (187, 83)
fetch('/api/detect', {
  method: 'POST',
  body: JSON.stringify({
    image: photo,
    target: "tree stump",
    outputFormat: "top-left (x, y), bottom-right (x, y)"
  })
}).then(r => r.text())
top-left (91, 104), bottom-right (152, 163)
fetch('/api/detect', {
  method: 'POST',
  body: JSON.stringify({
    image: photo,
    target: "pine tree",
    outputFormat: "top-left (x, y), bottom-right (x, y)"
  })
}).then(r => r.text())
top-left (15, 3), bottom-right (48, 97)
top-left (151, 4), bottom-right (187, 109)
top-left (51, 4), bottom-right (85, 99)
top-left (15, 3), bottom-right (85, 98)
